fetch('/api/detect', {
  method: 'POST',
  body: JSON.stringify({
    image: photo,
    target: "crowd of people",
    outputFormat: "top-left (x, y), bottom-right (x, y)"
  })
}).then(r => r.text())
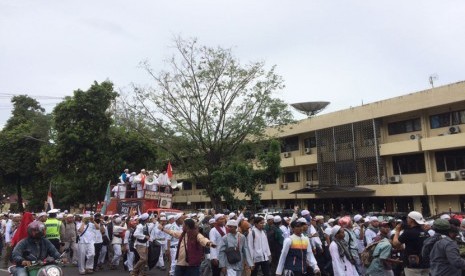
top-left (112, 168), bottom-right (172, 199)
top-left (2, 207), bottom-right (465, 276)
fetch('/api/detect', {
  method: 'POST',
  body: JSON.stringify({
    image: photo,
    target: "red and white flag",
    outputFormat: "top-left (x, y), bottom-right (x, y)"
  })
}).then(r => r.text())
top-left (167, 161), bottom-right (173, 179)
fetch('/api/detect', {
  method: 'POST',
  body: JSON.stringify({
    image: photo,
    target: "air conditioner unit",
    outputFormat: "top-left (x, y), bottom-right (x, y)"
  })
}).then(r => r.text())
top-left (445, 171), bottom-right (457, 181)
top-left (280, 183), bottom-right (288, 190)
top-left (449, 126), bottom-right (461, 134)
top-left (389, 175), bottom-right (402, 183)
top-left (283, 152), bottom-right (291, 158)
top-left (410, 134), bottom-right (422, 140)
top-left (257, 184), bottom-right (265, 191)
top-left (459, 170), bottom-right (465, 180)
top-left (304, 148), bottom-right (311, 154)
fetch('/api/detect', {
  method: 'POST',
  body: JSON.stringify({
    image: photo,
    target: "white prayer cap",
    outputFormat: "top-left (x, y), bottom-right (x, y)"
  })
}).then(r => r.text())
top-left (159, 216), bottom-right (167, 221)
top-left (440, 214), bottom-right (451, 220)
top-left (82, 214), bottom-right (91, 218)
top-left (284, 217), bottom-right (290, 221)
top-left (228, 212), bottom-right (236, 219)
top-left (167, 215), bottom-right (175, 221)
top-left (174, 213), bottom-right (183, 221)
top-left (37, 212), bottom-right (47, 218)
top-left (57, 213), bottom-right (64, 219)
top-left (354, 214), bottom-right (363, 222)
top-left (301, 210), bottom-right (310, 216)
top-left (214, 214), bottom-right (224, 221)
top-left (266, 215), bottom-right (274, 221)
top-left (297, 218), bottom-right (307, 224)
top-left (13, 213), bottom-right (21, 218)
top-left (209, 218), bottom-right (216, 224)
top-left (112, 213), bottom-right (120, 217)
top-left (273, 216), bottom-right (282, 223)
top-left (331, 225), bottom-right (342, 237)
top-left (139, 213), bottom-right (149, 220)
top-left (114, 217), bottom-right (122, 224)
top-left (370, 216), bottom-right (379, 222)
top-left (364, 216), bottom-right (371, 222)
top-left (47, 209), bottom-right (60, 214)
top-left (131, 172), bottom-right (136, 175)
top-left (226, 220), bottom-right (238, 227)
top-left (66, 214), bottom-right (74, 218)
top-left (327, 218), bottom-right (336, 224)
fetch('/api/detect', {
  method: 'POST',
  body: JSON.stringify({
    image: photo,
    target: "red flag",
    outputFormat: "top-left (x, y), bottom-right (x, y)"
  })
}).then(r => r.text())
top-left (167, 161), bottom-right (173, 179)
top-left (11, 212), bottom-right (34, 248)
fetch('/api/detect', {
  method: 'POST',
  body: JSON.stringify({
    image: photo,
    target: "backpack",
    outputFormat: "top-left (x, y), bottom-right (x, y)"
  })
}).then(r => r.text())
top-left (421, 234), bottom-right (442, 265)
top-left (360, 240), bottom-right (381, 267)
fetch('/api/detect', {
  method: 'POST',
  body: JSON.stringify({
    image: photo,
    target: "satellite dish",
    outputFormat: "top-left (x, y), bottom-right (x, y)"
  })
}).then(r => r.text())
top-left (290, 101), bottom-right (330, 117)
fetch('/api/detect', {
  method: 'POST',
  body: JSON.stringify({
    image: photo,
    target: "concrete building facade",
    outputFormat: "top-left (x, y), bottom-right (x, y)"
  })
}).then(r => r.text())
top-left (172, 81), bottom-right (465, 216)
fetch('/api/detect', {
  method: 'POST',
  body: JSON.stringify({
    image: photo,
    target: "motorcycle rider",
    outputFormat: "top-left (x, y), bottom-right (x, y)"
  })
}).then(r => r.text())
top-left (11, 221), bottom-right (63, 276)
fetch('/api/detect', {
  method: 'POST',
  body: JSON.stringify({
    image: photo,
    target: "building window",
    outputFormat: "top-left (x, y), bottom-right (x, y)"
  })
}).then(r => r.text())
top-left (195, 182), bottom-right (204, 189)
top-left (305, 169), bottom-right (318, 181)
top-left (283, 172), bottom-right (299, 182)
top-left (183, 181), bottom-right (192, 190)
top-left (264, 175), bottom-right (277, 184)
top-left (392, 154), bottom-right (426, 174)
top-left (387, 118), bottom-right (421, 135)
top-left (430, 109), bottom-right (465, 129)
top-left (435, 149), bottom-right (465, 172)
top-left (282, 136), bottom-right (299, 152)
top-left (304, 137), bottom-right (317, 148)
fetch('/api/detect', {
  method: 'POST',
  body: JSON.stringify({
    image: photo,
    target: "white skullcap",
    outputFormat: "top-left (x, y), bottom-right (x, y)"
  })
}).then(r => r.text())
top-left (114, 217), bottom-right (122, 224)
top-left (167, 215), bottom-right (175, 221)
top-left (266, 215), bottom-right (274, 220)
top-left (174, 213), bottom-right (183, 221)
top-left (370, 216), bottom-right (379, 222)
top-left (57, 213), bottom-right (64, 219)
top-left (209, 218), bottom-right (216, 224)
top-left (82, 214), bottom-right (91, 218)
top-left (159, 216), bottom-right (167, 221)
top-left (301, 210), bottom-right (310, 216)
top-left (228, 212), bottom-right (236, 219)
top-left (284, 217), bottom-right (290, 221)
top-left (214, 214), bottom-right (224, 221)
top-left (297, 218), bottom-right (307, 224)
top-left (327, 218), bottom-right (336, 224)
top-left (273, 215), bottom-right (282, 223)
top-left (226, 220), bottom-right (238, 227)
top-left (139, 213), bottom-right (149, 220)
top-left (440, 214), bottom-right (451, 220)
top-left (37, 212), bottom-right (47, 217)
top-left (364, 216), bottom-right (371, 222)
top-left (331, 225), bottom-right (342, 237)
top-left (354, 214), bottom-right (363, 222)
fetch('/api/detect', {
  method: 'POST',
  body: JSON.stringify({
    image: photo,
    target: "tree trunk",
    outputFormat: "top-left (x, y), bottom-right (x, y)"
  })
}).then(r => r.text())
top-left (16, 177), bottom-right (24, 212)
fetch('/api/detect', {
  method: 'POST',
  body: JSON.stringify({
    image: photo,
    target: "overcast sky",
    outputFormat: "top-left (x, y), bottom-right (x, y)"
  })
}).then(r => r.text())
top-left (1, 1), bottom-right (465, 128)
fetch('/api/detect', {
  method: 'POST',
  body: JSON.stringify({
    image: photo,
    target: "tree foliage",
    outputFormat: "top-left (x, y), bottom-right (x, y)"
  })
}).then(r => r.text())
top-left (43, 81), bottom-right (118, 207)
top-left (126, 37), bottom-right (293, 209)
top-left (0, 96), bottom-right (50, 211)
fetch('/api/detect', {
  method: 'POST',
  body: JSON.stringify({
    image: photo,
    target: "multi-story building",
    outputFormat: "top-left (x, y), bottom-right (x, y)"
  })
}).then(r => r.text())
top-left (172, 81), bottom-right (465, 216)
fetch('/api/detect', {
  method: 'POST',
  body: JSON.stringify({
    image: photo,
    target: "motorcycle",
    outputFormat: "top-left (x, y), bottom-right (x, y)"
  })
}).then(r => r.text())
top-left (8, 249), bottom-right (68, 276)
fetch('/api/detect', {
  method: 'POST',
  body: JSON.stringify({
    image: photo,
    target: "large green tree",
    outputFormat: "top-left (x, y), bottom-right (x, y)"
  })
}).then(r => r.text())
top-left (0, 95), bottom-right (50, 211)
top-left (126, 37), bottom-right (293, 209)
top-left (43, 81), bottom-right (118, 207)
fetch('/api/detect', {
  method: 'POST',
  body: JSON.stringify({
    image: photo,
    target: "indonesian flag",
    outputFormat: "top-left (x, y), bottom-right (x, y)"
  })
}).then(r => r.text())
top-left (167, 161), bottom-right (173, 179)
top-left (47, 187), bottom-right (54, 211)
